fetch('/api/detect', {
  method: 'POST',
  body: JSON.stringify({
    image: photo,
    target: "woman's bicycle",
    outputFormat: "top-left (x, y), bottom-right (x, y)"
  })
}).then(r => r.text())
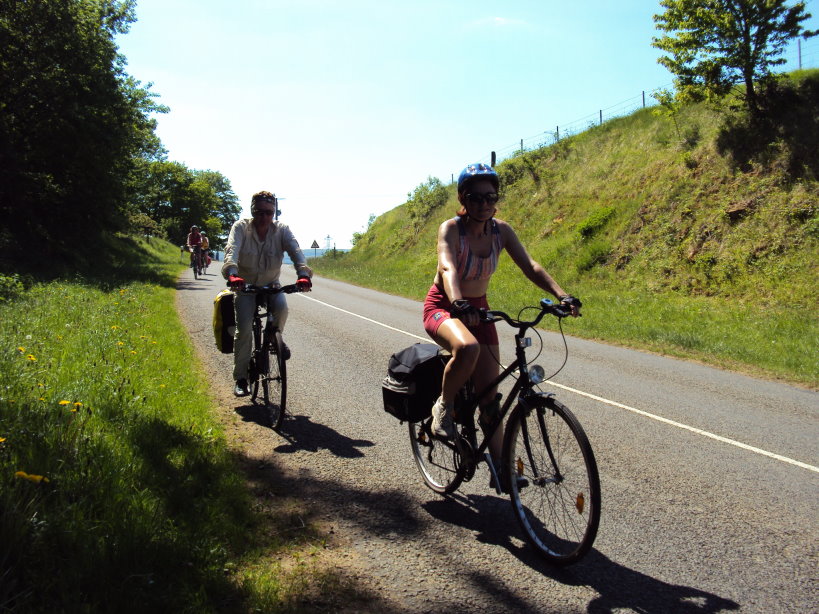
top-left (408, 299), bottom-right (601, 565)
top-left (240, 282), bottom-right (302, 430)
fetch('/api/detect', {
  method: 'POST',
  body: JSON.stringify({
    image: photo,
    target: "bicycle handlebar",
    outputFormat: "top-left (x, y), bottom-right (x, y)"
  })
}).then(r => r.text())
top-left (479, 298), bottom-right (576, 330)
top-left (228, 282), bottom-right (303, 295)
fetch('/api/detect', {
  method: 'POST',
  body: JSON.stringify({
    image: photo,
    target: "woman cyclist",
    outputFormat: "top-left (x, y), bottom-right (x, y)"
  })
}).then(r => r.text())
top-left (422, 163), bottom-right (580, 468)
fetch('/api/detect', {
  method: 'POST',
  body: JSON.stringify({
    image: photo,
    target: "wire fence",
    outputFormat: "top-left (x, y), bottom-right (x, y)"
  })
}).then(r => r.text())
top-left (458, 37), bottom-right (819, 176)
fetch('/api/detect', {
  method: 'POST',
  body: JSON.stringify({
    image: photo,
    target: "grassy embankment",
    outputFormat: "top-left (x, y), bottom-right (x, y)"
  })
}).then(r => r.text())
top-left (313, 71), bottom-right (819, 388)
top-left (0, 236), bottom-right (361, 613)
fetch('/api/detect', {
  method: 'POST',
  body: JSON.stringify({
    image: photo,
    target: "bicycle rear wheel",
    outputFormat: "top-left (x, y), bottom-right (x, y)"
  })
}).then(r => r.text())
top-left (503, 396), bottom-right (600, 565)
top-left (264, 329), bottom-right (287, 430)
top-left (408, 419), bottom-right (464, 494)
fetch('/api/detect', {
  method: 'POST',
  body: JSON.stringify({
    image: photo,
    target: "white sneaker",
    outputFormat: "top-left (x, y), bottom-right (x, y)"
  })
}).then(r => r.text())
top-left (430, 396), bottom-right (455, 439)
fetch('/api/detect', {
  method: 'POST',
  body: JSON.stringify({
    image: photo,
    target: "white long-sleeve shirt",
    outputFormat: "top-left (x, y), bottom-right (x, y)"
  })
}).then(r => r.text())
top-left (221, 218), bottom-right (311, 286)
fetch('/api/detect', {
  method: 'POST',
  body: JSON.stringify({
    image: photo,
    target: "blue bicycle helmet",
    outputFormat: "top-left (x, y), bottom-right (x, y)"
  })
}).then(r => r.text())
top-left (457, 163), bottom-right (499, 193)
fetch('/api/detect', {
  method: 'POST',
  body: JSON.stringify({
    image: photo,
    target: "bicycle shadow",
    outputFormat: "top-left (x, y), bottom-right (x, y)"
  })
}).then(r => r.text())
top-left (233, 402), bottom-right (271, 427)
top-left (422, 494), bottom-right (739, 614)
top-left (273, 414), bottom-right (375, 458)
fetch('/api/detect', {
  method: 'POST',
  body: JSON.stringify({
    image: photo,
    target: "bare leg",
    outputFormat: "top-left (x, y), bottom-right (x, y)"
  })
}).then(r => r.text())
top-left (432, 318), bottom-right (480, 405)
top-left (474, 344), bottom-right (502, 461)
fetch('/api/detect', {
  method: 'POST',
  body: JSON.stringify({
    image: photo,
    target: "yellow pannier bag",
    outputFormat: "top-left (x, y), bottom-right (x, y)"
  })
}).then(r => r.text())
top-left (213, 289), bottom-right (236, 353)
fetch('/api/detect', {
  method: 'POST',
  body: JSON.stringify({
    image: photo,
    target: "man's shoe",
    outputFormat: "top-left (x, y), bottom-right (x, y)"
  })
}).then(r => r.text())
top-left (234, 379), bottom-right (249, 397)
top-left (490, 473), bottom-right (530, 494)
top-left (430, 396), bottom-right (455, 439)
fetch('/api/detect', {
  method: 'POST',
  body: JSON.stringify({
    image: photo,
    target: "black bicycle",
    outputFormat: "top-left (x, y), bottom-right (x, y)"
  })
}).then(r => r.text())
top-left (409, 299), bottom-right (600, 565)
top-left (240, 283), bottom-right (302, 430)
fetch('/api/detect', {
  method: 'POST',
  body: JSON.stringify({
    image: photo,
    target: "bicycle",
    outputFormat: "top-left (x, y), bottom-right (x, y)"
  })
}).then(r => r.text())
top-left (408, 298), bottom-right (600, 565)
top-left (189, 246), bottom-right (203, 279)
top-left (238, 282), bottom-right (302, 430)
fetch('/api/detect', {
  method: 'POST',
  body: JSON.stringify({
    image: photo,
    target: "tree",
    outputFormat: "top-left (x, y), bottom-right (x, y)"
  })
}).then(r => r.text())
top-left (652, 0), bottom-right (817, 117)
top-left (0, 0), bottom-right (165, 259)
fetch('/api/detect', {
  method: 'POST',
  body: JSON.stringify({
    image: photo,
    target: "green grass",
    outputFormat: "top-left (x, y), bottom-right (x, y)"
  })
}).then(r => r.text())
top-left (313, 72), bottom-right (819, 388)
top-left (0, 238), bottom-right (359, 613)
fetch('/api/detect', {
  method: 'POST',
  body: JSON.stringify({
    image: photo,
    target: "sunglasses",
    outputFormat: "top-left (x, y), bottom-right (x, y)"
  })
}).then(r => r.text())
top-left (254, 209), bottom-right (276, 217)
top-left (466, 192), bottom-right (499, 206)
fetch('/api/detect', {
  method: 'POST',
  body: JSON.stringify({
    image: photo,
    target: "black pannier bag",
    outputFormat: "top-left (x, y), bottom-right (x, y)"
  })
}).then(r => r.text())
top-left (382, 343), bottom-right (449, 422)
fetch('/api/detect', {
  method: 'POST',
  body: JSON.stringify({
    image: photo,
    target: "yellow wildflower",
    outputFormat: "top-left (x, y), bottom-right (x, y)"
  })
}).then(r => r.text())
top-left (58, 400), bottom-right (70, 406)
top-left (39, 397), bottom-right (46, 402)
top-left (111, 325), bottom-right (120, 330)
top-left (130, 351), bottom-right (137, 355)
top-left (73, 402), bottom-right (83, 409)
top-left (26, 355), bottom-right (36, 362)
top-left (15, 471), bottom-right (49, 484)
top-left (117, 342), bottom-right (124, 347)
top-left (17, 346), bottom-right (24, 353)
top-left (0, 437), bottom-right (6, 443)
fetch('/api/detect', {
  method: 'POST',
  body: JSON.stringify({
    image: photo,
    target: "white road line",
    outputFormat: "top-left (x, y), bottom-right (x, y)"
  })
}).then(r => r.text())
top-left (301, 293), bottom-right (819, 474)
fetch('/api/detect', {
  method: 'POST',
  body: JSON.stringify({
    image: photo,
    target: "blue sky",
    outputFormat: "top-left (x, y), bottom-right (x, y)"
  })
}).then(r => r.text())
top-left (117, 0), bottom-right (818, 248)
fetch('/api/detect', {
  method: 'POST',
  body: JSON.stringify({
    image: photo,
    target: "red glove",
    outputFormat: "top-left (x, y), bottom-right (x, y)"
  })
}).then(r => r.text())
top-left (296, 277), bottom-right (312, 292)
top-left (228, 275), bottom-right (245, 290)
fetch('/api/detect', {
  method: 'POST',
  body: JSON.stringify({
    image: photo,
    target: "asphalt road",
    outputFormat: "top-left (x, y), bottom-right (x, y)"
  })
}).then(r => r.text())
top-left (178, 264), bottom-right (818, 614)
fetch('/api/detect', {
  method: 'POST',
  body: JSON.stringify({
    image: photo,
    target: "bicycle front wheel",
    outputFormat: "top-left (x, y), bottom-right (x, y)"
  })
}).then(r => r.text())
top-left (408, 419), bottom-right (464, 494)
top-left (264, 329), bottom-right (287, 430)
top-left (503, 396), bottom-right (600, 565)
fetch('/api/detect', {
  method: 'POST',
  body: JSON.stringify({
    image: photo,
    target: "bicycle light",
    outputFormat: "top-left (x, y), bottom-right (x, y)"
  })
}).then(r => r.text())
top-left (528, 364), bottom-right (546, 384)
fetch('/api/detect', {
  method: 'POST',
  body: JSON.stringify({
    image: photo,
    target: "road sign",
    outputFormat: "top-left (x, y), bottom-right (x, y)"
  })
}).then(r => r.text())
top-left (310, 240), bottom-right (319, 249)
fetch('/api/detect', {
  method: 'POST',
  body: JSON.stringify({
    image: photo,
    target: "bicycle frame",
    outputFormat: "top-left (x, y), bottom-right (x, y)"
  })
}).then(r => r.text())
top-left (442, 302), bottom-right (568, 478)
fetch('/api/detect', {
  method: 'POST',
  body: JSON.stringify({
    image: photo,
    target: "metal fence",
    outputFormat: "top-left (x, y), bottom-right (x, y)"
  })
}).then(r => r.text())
top-left (460, 37), bottom-right (819, 174)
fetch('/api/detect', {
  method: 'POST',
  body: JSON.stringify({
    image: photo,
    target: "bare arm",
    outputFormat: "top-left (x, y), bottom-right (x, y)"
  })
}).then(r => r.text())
top-left (436, 220), bottom-right (464, 301)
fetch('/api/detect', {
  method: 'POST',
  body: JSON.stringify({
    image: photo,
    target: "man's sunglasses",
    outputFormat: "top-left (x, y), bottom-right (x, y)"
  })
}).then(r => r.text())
top-left (254, 209), bottom-right (276, 217)
top-left (466, 192), bottom-right (499, 206)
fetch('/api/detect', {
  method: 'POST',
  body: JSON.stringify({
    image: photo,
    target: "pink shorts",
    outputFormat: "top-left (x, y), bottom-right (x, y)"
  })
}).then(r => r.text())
top-left (422, 284), bottom-right (498, 346)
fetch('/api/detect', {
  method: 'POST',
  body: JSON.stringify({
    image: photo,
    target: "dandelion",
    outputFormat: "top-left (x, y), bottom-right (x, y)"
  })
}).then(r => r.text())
top-left (159, 384), bottom-right (166, 389)
top-left (111, 325), bottom-right (120, 330)
top-left (73, 402), bottom-right (83, 410)
top-left (58, 400), bottom-right (70, 406)
top-left (39, 397), bottom-right (46, 402)
top-left (15, 471), bottom-right (49, 484)
top-left (37, 383), bottom-right (44, 388)
top-left (0, 437), bottom-right (6, 443)
top-left (151, 341), bottom-right (157, 345)
top-left (16, 346), bottom-right (24, 353)
top-left (117, 342), bottom-right (124, 347)
top-left (139, 335), bottom-right (148, 340)
top-left (25, 335), bottom-right (31, 340)
top-left (130, 351), bottom-right (137, 355)
top-left (26, 354), bottom-right (36, 362)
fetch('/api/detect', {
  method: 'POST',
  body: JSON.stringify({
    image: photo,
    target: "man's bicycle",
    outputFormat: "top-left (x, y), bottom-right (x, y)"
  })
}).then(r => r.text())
top-left (240, 283), bottom-right (302, 430)
top-left (409, 299), bottom-right (600, 565)
top-left (189, 246), bottom-right (203, 279)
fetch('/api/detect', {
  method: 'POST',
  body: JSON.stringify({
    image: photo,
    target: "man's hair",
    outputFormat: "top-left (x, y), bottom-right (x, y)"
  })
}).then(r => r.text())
top-left (251, 191), bottom-right (276, 214)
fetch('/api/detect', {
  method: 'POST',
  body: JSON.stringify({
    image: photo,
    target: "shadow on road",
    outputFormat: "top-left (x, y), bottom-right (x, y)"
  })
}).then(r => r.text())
top-left (273, 414), bottom-right (375, 458)
top-left (422, 494), bottom-right (740, 614)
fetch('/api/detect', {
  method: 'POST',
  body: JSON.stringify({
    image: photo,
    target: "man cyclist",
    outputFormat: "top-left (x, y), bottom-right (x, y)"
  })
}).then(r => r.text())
top-left (186, 225), bottom-right (203, 271)
top-left (222, 191), bottom-right (312, 397)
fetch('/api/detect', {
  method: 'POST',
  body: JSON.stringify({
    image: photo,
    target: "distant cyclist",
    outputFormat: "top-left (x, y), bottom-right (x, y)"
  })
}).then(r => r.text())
top-left (186, 225), bottom-right (203, 270)
top-left (423, 163), bottom-right (580, 468)
top-left (200, 233), bottom-right (211, 270)
top-left (222, 191), bottom-right (312, 397)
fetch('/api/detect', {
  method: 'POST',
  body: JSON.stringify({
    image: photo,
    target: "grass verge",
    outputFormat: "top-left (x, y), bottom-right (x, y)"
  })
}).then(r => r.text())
top-left (0, 237), bottom-right (361, 613)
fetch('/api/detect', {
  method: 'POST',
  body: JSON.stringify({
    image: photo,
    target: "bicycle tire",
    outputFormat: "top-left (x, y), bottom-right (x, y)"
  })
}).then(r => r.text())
top-left (503, 396), bottom-right (600, 565)
top-left (408, 419), bottom-right (464, 494)
top-left (265, 329), bottom-right (287, 430)
top-left (192, 260), bottom-right (198, 279)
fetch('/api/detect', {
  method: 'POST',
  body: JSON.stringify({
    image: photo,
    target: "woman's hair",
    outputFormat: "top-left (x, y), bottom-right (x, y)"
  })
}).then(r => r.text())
top-left (250, 191), bottom-right (275, 214)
